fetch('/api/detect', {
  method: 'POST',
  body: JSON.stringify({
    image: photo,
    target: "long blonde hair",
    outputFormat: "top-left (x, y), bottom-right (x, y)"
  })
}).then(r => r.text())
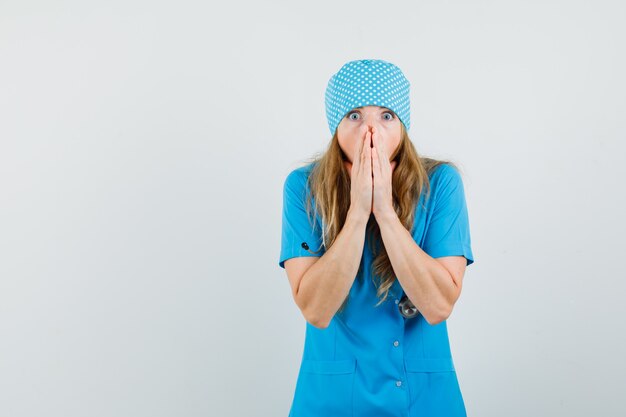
top-left (297, 123), bottom-right (458, 313)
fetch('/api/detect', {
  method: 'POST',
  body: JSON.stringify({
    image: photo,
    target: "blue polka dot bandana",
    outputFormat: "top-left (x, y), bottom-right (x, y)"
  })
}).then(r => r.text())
top-left (324, 59), bottom-right (410, 136)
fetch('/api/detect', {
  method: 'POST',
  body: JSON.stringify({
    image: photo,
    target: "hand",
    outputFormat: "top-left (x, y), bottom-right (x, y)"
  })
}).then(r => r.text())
top-left (370, 126), bottom-right (397, 220)
top-left (343, 129), bottom-right (373, 219)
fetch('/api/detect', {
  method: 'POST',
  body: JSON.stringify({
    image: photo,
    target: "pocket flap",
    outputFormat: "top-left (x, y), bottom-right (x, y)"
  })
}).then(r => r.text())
top-left (301, 358), bottom-right (357, 375)
top-left (405, 357), bottom-right (455, 373)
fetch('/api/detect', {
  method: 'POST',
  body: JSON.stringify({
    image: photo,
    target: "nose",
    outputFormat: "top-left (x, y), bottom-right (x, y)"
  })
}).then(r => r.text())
top-left (362, 116), bottom-right (378, 131)
top-left (366, 121), bottom-right (380, 135)
top-left (361, 124), bottom-right (373, 135)
top-left (366, 112), bottom-right (384, 128)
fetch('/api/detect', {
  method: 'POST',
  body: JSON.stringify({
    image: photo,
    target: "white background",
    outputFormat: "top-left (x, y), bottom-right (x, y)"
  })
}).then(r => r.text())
top-left (1, 0), bottom-right (625, 416)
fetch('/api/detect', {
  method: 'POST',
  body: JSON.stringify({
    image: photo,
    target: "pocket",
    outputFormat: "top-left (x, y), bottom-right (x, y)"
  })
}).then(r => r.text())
top-left (290, 358), bottom-right (356, 417)
top-left (404, 357), bottom-right (466, 417)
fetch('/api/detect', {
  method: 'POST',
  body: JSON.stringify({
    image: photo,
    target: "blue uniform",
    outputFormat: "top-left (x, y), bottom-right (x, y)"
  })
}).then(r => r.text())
top-left (279, 162), bottom-right (475, 417)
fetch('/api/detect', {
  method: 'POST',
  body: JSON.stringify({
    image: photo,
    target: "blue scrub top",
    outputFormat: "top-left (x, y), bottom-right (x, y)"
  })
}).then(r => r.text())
top-left (278, 162), bottom-right (475, 417)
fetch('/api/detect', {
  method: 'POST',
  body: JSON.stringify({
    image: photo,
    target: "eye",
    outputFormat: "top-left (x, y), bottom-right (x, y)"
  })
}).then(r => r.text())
top-left (383, 111), bottom-right (395, 120)
top-left (348, 111), bottom-right (360, 120)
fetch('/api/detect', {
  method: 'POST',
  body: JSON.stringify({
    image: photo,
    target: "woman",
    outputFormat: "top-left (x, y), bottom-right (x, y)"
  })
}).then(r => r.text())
top-left (278, 59), bottom-right (475, 417)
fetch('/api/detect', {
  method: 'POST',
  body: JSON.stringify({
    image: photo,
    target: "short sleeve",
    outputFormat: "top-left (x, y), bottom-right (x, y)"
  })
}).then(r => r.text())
top-left (278, 168), bottom-right (326, 269)
top-left (421, 165), bottom-right (475, 266)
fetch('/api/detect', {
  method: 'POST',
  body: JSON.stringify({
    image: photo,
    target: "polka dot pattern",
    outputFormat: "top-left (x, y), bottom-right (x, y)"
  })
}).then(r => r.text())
top-left (324, 59), bottom-right (411, 136)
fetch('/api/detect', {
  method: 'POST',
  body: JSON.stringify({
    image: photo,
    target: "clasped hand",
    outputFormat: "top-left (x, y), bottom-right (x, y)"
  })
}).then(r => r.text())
top-left (343, 127), bottom-right (397, 220)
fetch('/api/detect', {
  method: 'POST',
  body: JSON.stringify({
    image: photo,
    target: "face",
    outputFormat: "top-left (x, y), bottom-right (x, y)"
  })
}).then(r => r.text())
top-left (336, 105), bottom-right (402, 163)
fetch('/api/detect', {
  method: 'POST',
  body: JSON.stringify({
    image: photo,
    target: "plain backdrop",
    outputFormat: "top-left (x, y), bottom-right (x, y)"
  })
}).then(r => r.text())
top-left (1, 0), bottom-right (625, 416)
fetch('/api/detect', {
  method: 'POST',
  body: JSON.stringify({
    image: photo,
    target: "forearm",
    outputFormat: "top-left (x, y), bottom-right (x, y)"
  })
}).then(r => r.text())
top-left (376, 211), bottom-right (457, 324)
top-left (298, 210), bottom-right (368, 328)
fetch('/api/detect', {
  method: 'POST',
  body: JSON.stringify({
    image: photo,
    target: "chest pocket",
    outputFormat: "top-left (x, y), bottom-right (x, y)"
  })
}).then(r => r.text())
top-left (290, 358), bottom-right (356, 417)
top-left (404, 357), bottom-right (466, 417)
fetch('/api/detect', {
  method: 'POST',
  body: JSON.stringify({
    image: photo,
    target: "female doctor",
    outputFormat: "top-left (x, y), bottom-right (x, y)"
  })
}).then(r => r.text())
top-left (278, 59), bottom-right (475, 417)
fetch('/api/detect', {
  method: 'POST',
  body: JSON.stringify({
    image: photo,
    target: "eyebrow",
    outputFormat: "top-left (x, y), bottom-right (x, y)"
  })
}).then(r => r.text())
top-left (352, 106), bottom-right (393, 112)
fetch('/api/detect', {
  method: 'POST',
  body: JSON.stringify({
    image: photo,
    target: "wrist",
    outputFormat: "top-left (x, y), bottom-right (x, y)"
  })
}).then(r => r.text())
top-left (374, 208), bottom-right (398, 226)
top-left (346, 208), bottom-right (370, 228)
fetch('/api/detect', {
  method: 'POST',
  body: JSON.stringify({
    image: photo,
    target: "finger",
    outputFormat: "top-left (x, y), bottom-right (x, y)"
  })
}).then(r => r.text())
top-left (373, 147), bottom-right (382, 185)
top-left (364, 130), bottom-right (372, 178)
top-left (359, 132), bottom-right (366, 176)
top-left (372, 127), bottom-right (387, 165)
top-left (374, 129), bottom-right (389, 178)
top-left (351, 128), bottom-right (366, 174)
top-left (371, 128), bottom-right (384, 178)
top-left (353, 132), bottom-right (364, 171)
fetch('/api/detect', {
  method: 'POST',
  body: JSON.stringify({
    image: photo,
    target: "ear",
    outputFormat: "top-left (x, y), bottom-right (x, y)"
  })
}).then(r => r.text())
top-left (391, 160), bottom-right (397, 172)
top-left (343, 160), bottom-right (353, 178)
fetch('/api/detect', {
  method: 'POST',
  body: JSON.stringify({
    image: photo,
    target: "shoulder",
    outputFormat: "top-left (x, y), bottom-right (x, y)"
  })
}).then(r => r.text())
top-left (423, 163), bottom-right (466, 207)
top-left (284, 161), bottom-right (316, 191)
top-left (428, 163), bottom-right (462, 188)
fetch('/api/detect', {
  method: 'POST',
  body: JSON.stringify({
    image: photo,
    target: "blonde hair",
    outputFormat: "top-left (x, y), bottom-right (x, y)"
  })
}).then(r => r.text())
top-left (296, 123), bottom-right (458, 314)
